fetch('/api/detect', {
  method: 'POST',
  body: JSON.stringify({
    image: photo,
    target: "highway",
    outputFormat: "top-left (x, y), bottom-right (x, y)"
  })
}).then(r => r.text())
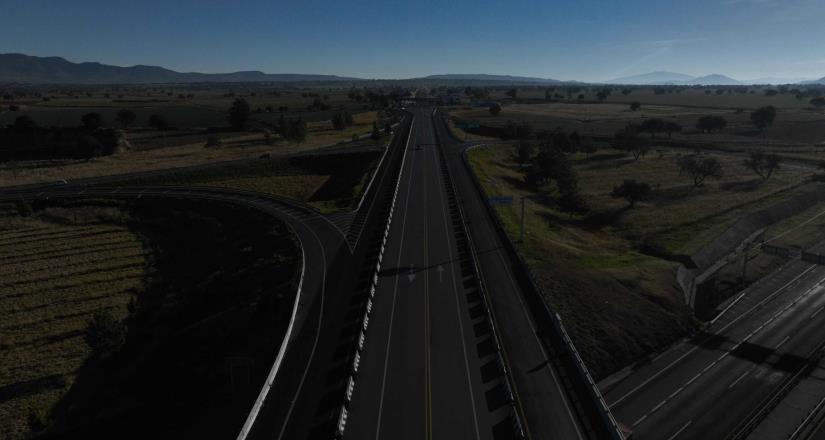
top-left (1, 110), bottom-right (613, 439)
top-left (346, 108), bottom-right (511, 439)
top-left (345, 108), bottom-right (592, 439)
top-left (603, 241), bottom-right (825, 439)
top-left (435, 111), bottom-right (610, 439)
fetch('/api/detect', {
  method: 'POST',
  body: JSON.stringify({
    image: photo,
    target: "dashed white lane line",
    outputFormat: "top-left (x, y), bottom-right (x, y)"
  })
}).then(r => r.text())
top-left (626, 283), bottom-right (825, 428)
top-left (728, 371), bottom-right (750, 389)
top-left (609, 266), bottom-right (819, 408)
top-left (811, 305), bottom-right (824, 320)
top-left (666, 420), bottom-right (693, 440)
top-left (775, 335), bottom-right (791, 350)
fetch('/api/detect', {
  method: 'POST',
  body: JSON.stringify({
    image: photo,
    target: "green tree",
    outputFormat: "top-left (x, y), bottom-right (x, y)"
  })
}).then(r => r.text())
top-left (640, 118), bottom-right (667, 138)
top-left (286, 118), bottom-right (307, 146)
top-left (115, 109), bottom-right (136, 128)
top-left (489, 103), bottom-right (502, 115)
top-left (750, 105), bottom-right (777, 132)
top-left (228, 98), bottom-right (251, 130)
top-left (696, 115), bottom-right (727, 133)
top-left (148, 114), bottom-right (168, 130)
top-left (613, 125), bottom-right (648, 160)
top-left (743, 152), bottom-right (782, 181)
top-left (611, 179), bottom-right (651, 208)
top-left (332, 112), bottom-right (347, 130)
top-left (664, 121), bottom-right (682, 138)
top-left (630, 101), bottom-right (641, 111)
top-left (81, 112), bottom-right (103, 130)
top-left (677, 155), bottom-right (723, 187)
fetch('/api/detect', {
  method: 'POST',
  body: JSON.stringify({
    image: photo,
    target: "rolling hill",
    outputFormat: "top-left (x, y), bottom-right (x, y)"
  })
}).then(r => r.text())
top-left (419, 74), bottom-right (565, 84)
top-left (0, 53), bottom-right (361, 84)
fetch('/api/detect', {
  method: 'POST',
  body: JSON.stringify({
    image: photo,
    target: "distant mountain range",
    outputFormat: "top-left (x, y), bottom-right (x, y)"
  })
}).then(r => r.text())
top-left (0, 53), bottom-right (361, 84)
top-left (607, 71), bottom-right (818, 86)
top-left (417, 74), bottom-right (566, 84)
top-left (1, 53), bottom-right (822, 86)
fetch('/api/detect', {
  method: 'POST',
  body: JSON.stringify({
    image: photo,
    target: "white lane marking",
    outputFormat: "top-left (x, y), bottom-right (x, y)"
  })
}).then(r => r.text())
top-left (666, 420), bottom-right (693, 440)
top-left (628, 282), bottom-right (825, 427)
top-left (728, 371), bottom-right (749, 389)
top-left (775, 336), bottom-right (791, 350)
top-left (431, 137), bottom-right (481, 440)
top-left (276, 217), bottom-right (328, 440)
top-left (610, 266), bottom-right (820, 407)
top-left (811, 305), bottom-right (824, 320)
top-left (374, 120), bottom-right (417, 440)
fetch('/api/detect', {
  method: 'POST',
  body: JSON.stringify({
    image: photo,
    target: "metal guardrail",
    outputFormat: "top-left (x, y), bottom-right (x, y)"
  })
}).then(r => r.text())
top-left (237, 240), bottom-right (306, 440)
top-left (333, 116), bottom-right (413, 439)
top-left (436, 111), bottom-right (625, 439)
top-left (725, 343), bottom-right (825, 440)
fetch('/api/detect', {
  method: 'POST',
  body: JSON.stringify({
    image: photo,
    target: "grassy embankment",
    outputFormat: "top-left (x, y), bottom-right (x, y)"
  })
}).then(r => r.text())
top-left (0, 198), bottom-right (300, 439)
top-left (466, 143), bottom-right (815, 378)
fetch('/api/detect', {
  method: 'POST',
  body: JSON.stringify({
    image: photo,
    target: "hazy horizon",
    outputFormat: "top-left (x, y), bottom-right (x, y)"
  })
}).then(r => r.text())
top-left (1, 0), bottom-right (824, 82)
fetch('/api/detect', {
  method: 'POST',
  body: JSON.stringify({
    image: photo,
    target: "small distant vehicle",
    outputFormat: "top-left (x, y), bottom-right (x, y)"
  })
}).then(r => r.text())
top-left (57, 179), bottom-right (68, 185)
top-left (416, 144), bottom-right (422, 150)
top-left (259, 153), bottom-right (271, 159)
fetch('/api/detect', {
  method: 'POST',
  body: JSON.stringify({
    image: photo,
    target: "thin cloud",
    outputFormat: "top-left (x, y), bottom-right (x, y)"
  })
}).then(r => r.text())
top-left (791, 58), bottom-right (825, 66)
top-left (640, 38), bottom-right (707, 49)
top-left (723, 0), bottom-right (773, 5)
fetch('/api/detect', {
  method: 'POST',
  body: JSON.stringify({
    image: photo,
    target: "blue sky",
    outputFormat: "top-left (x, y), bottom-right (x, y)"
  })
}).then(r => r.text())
top-left (1, 0), bottom-right (824, 81)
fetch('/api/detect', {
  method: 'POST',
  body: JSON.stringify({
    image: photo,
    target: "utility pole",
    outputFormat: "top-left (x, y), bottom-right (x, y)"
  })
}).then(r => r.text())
top-left (520, 197), bottom-right (526, 243)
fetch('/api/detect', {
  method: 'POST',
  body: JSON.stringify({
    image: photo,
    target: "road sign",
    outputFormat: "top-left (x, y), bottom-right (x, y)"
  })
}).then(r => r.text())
top-left (488, 196), bottom-right (514, 206)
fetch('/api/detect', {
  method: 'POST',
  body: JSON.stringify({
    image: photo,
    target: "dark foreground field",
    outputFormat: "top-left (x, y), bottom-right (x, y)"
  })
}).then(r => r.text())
top-left (0, 198), bottom-right (300, 439)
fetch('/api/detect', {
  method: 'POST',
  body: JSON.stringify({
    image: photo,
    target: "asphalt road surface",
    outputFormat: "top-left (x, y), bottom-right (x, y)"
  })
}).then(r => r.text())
top-left (604, 242), bottom-right (825, 439)
top-left (435, 112), bottom-right (594, 439)
top-left (346, 108), bottom-right (511, 439)
top-left (346, 108), bottom-right (589, 440)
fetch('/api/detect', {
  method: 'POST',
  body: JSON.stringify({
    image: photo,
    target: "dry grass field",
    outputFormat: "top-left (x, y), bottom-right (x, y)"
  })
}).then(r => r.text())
top-left (450, 89), bottom-right (825, 161)
top-left (0, 83), bottom-right (387, 188)
top-left (0, 111), bottom-right (380, 188)
top-left (0, 206), bottom-right (147, 438)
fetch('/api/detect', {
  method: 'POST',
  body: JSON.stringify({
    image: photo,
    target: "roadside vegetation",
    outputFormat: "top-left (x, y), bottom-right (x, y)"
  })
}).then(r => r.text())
top-left (0, 198), bottom-right (300, 439)
top-left (0, 85), bottom-right (401, 187)
top-left (467, 136), bottom-right (815, 378)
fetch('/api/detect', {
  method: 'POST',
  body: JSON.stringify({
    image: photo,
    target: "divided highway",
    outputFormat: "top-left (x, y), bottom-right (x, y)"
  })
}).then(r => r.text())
top-left (2, 109), bottom-right (618, 439)
top-left (346, 108), bottom-right (593, 439)
top-left (346, 108), bottom-right (512, 438)
top-left (604, 242), bottom-right (825, 439)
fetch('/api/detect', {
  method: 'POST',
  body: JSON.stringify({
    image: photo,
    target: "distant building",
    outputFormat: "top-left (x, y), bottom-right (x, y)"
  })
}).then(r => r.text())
top-left (438, 94), bottom-right (462, 105)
